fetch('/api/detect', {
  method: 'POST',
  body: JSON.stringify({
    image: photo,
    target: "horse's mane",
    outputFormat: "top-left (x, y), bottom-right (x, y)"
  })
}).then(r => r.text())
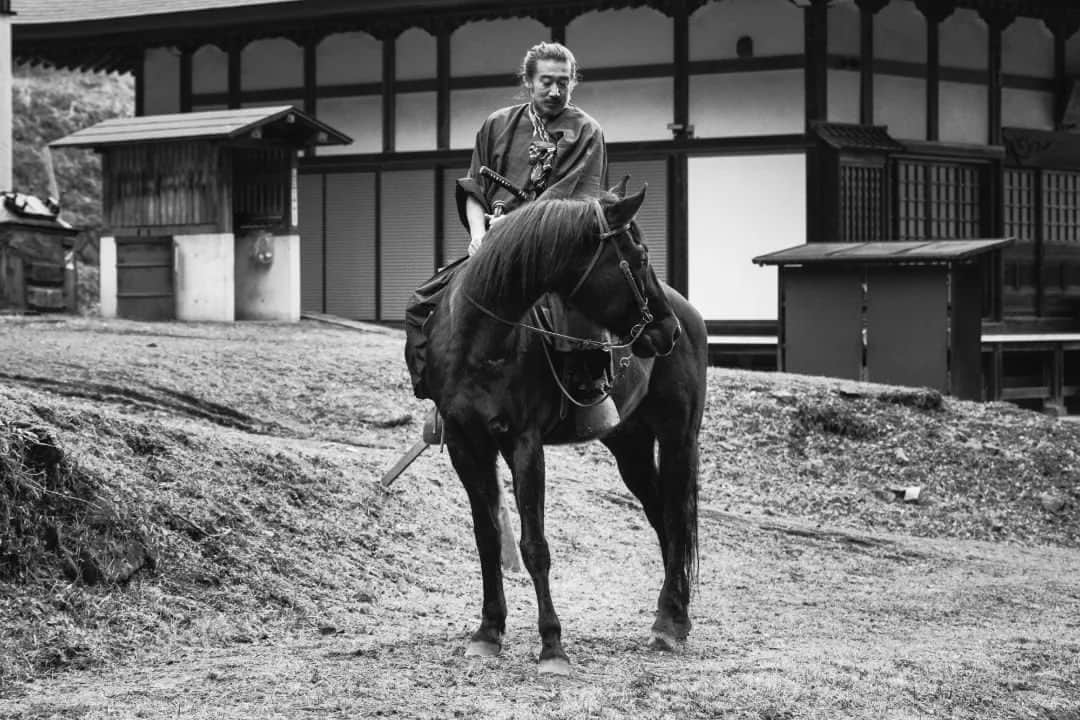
top-left (459, 196), bottom-right (609, 307)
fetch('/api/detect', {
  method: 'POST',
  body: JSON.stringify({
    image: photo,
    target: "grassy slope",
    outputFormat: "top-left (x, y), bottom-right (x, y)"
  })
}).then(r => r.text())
top-left (0, 318), bottom-right (1078, 719)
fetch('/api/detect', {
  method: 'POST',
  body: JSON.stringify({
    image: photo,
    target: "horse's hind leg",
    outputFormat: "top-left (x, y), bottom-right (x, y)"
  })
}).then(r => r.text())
top-left (447, 435), bottom-right (506, 657)
top-left (502, 430), bottom-right (569, 675)
top-left (602, 421), bottom-right (667, 562)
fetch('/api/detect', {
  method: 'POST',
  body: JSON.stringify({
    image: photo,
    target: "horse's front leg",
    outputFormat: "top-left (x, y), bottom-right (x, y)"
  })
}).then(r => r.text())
top-left (447, 429), bottom-right (506, 657)
top-left (503, 430), bottom-right (569, 675)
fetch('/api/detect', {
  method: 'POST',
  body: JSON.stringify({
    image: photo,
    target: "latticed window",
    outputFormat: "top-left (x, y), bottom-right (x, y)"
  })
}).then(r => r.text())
top-left (1042, 170), bottom-right (1080, 315)
top-left (896, 160), bottom-right (982, 241)
top-left (840, 162), bottom-right (887, 241)
top-left (1002, 168), bottom-right (1037, 315)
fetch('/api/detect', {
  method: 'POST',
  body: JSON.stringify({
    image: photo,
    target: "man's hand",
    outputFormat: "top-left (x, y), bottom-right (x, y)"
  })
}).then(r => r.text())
top-left (468, 233), bottom-right (484, 257)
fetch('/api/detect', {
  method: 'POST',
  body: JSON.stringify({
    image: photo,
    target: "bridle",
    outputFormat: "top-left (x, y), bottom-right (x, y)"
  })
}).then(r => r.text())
top-left (462, 219), bottom-right (654, 352)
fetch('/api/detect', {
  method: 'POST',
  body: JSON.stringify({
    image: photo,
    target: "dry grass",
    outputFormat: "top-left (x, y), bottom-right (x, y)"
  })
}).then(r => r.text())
top-left (0, 316), bottom-right (1078, 719)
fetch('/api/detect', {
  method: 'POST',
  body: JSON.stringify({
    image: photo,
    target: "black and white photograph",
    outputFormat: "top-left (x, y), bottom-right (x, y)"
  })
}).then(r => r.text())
top-left (1, 0), bottom-right (1079, 717)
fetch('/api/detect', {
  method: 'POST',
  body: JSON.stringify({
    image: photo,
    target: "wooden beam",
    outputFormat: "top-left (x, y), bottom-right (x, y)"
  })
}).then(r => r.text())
top-left (303, 38), bottom-right (316, 115)
top-left (667, 152), bottom-right (689, 296)
top-left (855, 0), bottom-right (885, 125)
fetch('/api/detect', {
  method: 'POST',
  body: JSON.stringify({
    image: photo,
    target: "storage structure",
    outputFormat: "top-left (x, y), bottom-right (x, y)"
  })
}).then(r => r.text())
top-left (754, 239), bottom-right (1012, 399)
top-left (51, 107), bottom-right (350, 322)
top-left (0, 192), bottom-right (78, 313)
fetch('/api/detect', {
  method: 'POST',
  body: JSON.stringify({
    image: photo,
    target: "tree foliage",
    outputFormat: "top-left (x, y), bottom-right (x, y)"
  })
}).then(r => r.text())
top-left (12, 64), bottom-right (134, 258)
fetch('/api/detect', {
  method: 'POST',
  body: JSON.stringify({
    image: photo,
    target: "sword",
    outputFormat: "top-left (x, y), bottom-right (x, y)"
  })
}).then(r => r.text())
top-left (479, 166), bottom-right (529, 202)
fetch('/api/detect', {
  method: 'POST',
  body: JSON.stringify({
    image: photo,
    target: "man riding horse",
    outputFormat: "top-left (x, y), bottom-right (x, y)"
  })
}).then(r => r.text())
top-left (453, 41), bottom-right (617, 434)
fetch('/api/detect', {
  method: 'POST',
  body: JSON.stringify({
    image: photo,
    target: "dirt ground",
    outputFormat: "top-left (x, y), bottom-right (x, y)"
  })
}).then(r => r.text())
top-left (0, 316), bottom-right (1078, 719)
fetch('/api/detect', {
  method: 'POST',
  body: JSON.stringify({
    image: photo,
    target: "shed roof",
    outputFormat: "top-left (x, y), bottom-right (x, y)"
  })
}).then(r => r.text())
top-left (50, 106), bottom-right (352, 149)
top-left (11, 0), bottom-right (296, 24)
top-left (0, 193), bottom-right (78, 234)
top-left (753, 239), bottom-right (1014, 267)
top-left (811, 123), bottom-right (904, 153)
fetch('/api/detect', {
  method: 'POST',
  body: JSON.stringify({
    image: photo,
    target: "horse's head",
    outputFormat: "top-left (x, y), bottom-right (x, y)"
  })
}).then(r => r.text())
top-left (563, 185), bottom-right (681, 358)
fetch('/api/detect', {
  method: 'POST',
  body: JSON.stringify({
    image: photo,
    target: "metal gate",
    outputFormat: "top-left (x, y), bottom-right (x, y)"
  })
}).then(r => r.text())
top-left (116, 236), bottom-right (174, 320)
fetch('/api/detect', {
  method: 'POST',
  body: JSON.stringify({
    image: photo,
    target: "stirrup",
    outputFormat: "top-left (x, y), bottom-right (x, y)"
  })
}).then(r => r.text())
top-left (422, 407), bottom-right (444, 445)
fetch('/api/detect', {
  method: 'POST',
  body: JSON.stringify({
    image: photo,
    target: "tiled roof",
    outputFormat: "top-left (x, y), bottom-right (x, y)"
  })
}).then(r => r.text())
top-left (811, 123), bottom-right (905, 153)
top-left (50, 107), bottom-right (352, 148)
top-left (11, 0), bottom-right (298, 24)
top-left (753, 239), bottom-right (1015, 266)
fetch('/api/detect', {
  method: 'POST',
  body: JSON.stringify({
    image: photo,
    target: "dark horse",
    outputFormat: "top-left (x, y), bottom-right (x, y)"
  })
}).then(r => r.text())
top-left (419, 184), bottom-right (707, 675)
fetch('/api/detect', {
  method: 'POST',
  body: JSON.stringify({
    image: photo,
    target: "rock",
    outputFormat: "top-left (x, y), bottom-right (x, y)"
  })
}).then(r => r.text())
top-left (1040, 491), bottom-right (1067, 514)
top-left (894, 448), bottom-right (911, 464)
top-left (902, 486), bottom-right (922, 503)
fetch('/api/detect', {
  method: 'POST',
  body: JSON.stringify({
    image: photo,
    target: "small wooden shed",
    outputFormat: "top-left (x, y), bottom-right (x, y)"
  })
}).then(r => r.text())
top-left (0, 192), bottom-right (78, 313)
top-left (754, 239), bottom-right (1012, 400)
top-left (51, 107), bottom-right (350, 322)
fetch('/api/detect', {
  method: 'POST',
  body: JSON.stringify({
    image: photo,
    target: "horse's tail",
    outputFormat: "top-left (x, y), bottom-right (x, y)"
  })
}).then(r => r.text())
top-left (684, 444), bottom-right (700, 593)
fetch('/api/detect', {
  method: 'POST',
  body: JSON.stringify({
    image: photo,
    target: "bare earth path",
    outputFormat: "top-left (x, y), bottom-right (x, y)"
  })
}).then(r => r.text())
top-left (1, 317), bottom-right (1078, 719)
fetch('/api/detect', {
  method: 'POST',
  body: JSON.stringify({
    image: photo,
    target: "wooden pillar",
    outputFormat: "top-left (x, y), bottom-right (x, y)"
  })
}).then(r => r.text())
top-left (1047, 16), bottom-right (1080, 130)
top-left (916, 1), bottom-right (954, 142)
top-left (227, 40), bottom-right (242, 110)
top-left (856, 0), bottom-right (888, 126)
top-left (804, 0), bottom-right (829, 129)
top-left (980, 8), bottom-right (1013, 147)
top-left (302, 38), bottom-right (317, 116)
top-left (382, 34), bottom-right (397, 154)
top-left (805, 0), bottom-right (829, 245)
top-left (436, 29), bottom-right (451, 150)
top-left (668, 153), bottom-right (689, 296)
top-left (133, 52), bottom-right (145, 118)
top-left (672, 0), bottom-right (690, 140)
top-left (179, 47), bottom-right (193, 113)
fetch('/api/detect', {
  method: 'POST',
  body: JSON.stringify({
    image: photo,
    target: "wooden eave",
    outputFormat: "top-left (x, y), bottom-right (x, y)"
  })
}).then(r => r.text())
top-left (20, 0), bottom-right (1079, 75)
top-left (753, 238), bottom-right (1015, 267)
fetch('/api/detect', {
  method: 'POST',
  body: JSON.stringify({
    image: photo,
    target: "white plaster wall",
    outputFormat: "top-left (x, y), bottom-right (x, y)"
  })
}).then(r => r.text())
top-left (690, 0), bottom-right (802, 61)
top-left (243, 37), bottom-right (303, 91)
top-left (828, 69), bottom-right (861, 124)
top-left (875, 0), bottom-right (925, 63)
top-left (1003, 17), bottom-right (1054, 78)
top-left (690, 71), bottom-right (804, 137)
top-left (192, 44), bottom-right (227, 94)
top-left (452, 17), bottom-right (547, 77)
top-left (143, 48), bottom-right (180, 115)
top-left (828, 0), bottom-right (861, 57)
top-left (174, 233), bottom-right (235, 322)
top-left (315, 96), bottom-right (381, 155)
top-left (1002, 88), bottom-right (1054, 131)
top-left (571, 79), bottom-right (673, 142)
top-left (568, 7), bottom-right (672, 66)
top-left (397, 27), bottom-right (436, 81)
top-left (687, 154), bottom-right (806, 321)
top-left (940, 81), bottom-right (988, 144)
top-left (941, 9), bottom-right (986, 71)
top-left (317, 32), bottom-right (381, 86)
top-left (450, 86), bottom-right (525, 149)
top-left (396, 92), bottom-right (437, 151)
top-left (875, 74), bottom-right (925, 139)
top-left (234, 233), bottom-right (300, 321)
top-left (99, 236), bottom-right (117, 318)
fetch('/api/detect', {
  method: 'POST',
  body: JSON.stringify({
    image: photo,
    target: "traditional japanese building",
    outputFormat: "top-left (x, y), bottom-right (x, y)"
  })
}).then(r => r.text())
top-left (13, 0), bottom-right (1080, 408)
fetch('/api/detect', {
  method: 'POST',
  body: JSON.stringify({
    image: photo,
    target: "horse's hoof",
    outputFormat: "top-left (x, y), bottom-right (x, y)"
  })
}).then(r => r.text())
top-left (649, 630), bottom-right (678, 651)
top-left (538, 657), bottom-right (572, 676)
top-left (465, 639), bottom-right (502, 657)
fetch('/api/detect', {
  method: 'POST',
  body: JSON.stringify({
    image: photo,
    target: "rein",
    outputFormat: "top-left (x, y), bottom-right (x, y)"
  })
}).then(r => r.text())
top-left (461, 220), bottom-right (654, 352)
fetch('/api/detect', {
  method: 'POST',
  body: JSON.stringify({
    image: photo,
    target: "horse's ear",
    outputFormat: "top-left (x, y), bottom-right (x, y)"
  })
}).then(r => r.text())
top-left (606, 183), bottom-right (647, 226)
top-left (607, 174), bottom-right (631, 198)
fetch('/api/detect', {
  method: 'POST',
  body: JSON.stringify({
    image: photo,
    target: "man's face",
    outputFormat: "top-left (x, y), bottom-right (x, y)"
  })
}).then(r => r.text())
top-left (528, 58), bottom-right (574, 119)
